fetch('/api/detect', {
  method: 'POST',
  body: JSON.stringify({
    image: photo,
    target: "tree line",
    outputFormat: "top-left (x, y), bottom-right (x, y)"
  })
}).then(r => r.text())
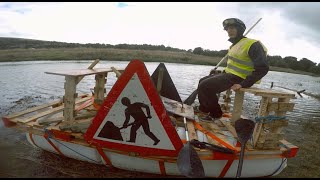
top-left (192, 47), bottom-right (320, 75)
top-left (1, 37), bottom-right (319, 75)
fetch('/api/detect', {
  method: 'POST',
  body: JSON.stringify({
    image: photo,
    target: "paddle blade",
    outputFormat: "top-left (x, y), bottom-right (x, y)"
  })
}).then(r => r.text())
top-left (177, 142), bottom-right (205, 178)
top-left (235, 118), bottom-right (255, 144)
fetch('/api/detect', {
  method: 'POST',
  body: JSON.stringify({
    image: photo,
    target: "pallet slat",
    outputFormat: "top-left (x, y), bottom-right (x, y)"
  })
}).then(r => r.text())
top-left (17, 96), bottom-right (92, 123)
top-left (45, 68), bottom-right (116, 77)
top-left (3, 99), bottom-right (63, 120)
top-left (186, 120), bottom-right (198, 140)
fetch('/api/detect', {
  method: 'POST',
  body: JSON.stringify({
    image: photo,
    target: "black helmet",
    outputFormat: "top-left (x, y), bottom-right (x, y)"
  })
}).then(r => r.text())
top-left (222, 18), bottom-right (246, 32)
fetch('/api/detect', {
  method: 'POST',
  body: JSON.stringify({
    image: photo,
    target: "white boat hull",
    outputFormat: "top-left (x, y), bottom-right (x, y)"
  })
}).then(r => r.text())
top-left (26, 133), bottom-right (287, 178)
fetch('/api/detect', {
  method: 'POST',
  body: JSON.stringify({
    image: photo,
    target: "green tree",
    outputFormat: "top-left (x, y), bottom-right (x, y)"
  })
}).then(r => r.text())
top-left (193, 47), bottom-right (204, 55)
top-left (283, 56), bottom-right (299, 70)
top-left (299, 58), bottom-right (316, 72)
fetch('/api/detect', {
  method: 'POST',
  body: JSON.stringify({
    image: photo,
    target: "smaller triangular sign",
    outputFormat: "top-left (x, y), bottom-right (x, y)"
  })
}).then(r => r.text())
top-left (151, 63), bottom-right (182, 102)
top-left (84, 60), bottom-right (183, 157)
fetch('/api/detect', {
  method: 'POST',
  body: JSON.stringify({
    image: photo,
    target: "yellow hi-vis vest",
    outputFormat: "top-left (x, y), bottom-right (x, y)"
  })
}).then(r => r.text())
top-left (224, 37), bottom-right (268, 82)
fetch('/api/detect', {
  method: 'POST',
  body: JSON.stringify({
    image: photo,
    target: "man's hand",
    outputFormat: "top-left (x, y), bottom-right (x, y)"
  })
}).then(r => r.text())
top-left (231, 84), bottom-right (242, 91)
top-left (209, 69), bottom-right (222, 75)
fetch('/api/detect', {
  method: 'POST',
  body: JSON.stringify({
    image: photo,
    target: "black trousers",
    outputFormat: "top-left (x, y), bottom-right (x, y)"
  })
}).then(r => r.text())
top-left (198, 73), bottom-right (243, 118)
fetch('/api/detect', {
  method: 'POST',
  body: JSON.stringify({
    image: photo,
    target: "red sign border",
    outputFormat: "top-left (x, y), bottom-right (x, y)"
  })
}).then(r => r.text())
top-left (84, 59), bottom-right (183, 157)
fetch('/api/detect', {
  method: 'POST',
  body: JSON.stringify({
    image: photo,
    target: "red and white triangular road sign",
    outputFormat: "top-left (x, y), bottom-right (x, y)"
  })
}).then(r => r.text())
top-left (84, 60), bottom-right (183, 157)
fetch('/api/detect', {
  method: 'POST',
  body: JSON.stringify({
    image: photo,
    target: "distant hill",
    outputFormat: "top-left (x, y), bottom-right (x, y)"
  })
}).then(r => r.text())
top-left (0, 37), bottom-right (319, 75)
top-left (0, 37), bottom-right (187, 52)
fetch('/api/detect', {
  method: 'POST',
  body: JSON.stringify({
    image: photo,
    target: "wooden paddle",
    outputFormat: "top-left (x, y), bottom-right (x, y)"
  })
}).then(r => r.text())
top-left (177, 117), bottom-right (205, 178)
top-left (235, 118), bottom-right (255, 178)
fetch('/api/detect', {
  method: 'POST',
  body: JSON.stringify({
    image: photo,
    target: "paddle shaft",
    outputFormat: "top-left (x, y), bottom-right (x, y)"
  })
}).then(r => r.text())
top-left (183, 117), bottom-right (189, 142)
top-left (234, 118), bottom-right (256, 178)
top-left (236, 143), bottom-right (246, 178)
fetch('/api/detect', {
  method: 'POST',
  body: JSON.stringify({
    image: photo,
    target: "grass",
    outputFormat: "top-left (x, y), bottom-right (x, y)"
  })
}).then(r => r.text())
top-left (0, 47), bottom-right (319, 77)
top-left (0, 47), bottom-right (223, 66)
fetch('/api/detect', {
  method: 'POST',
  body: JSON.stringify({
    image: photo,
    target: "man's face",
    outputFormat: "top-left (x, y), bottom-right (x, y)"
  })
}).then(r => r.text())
top-left (226, 25), bottom-right (237, 38)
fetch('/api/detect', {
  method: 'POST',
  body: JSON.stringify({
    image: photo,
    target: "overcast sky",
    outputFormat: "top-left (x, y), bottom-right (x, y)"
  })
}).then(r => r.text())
top-left (1, 2), bottom-right (319, 64)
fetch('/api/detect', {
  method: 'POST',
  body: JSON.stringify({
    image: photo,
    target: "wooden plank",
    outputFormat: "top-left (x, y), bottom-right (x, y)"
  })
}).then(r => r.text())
top-left (37, 110), bottom-right (96, 125)
top-left (45, 68), bottom-right (116, 77)
top-left (200, 121), bottom-right (231, 147)
top-left (253, 97), bottom-right (271, 148)
top-left (206, 134), bottom-right (221, 146)
top-left (111, 67), bottom-right (122, 78)
top-left (18, 96), bottom-right (92, 123)
top-left (219, 117), bottom-right (238, 138)
top-left (263, 120), bottom-right (289, 129)
top-left (77, 59), bottom-right (100, 84)
top-left (267, 102), bottom-right (295, 112)
top-left (239, 87), bottom-right (295, 98)
top-left (161, 96), bottom-right (194, 119)
top-left (18, 105), bottom-right (65, 123)
top-left (3, 99), bottom-right (63, 120)
top-left (231, 90), bottom-right (245, 123)
top-left (272, 97), bottom-right (291, 133)
top-left (186, 120), bottom-right (198, 140)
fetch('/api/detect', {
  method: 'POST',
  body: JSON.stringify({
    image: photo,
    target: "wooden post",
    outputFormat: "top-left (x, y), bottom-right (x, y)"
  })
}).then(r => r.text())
top-left (64, 76), bottom-right (78, 122)
top-left (94, 73), bottom-right (106, 105)
top-left (111, 67), bottom-right (122, 78)
top-left (156, 67), bottom-right (164, 93)
top-left (231, 90), bottom-right (245, 124)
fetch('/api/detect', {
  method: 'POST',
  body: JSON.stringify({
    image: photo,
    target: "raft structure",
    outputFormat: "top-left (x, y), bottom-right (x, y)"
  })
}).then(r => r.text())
top-left (2, 59), bottom-right (298, 178)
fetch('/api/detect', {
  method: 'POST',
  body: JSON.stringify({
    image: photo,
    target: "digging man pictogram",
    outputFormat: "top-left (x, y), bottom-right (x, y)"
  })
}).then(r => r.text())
top-left (121, 97), bottom-right (160, 145)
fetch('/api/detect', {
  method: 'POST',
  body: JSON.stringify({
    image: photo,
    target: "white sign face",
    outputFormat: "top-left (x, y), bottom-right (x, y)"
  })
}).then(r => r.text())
top-left (94, 73), bottom-right (175, 150)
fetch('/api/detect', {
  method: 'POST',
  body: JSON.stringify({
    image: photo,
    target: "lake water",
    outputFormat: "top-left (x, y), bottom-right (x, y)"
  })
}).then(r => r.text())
top-left (0, 60), bottom-right (320, 177)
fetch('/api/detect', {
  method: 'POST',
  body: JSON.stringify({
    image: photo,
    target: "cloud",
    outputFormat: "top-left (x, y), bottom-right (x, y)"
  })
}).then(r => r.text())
top-left (0, 2), bottom-right (319, 63)
top-left (237, 2), bottom-right (320, 46)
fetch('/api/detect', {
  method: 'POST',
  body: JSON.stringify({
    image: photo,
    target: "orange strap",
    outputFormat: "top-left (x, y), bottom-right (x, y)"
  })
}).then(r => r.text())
top-left (218, 141), bottom-right (241, 177)
top-left (192, 120), bottom-right (239, 152)
top-left (96, 146), bottom-right (113, 169)
top-left (218, 159), bottom-right (234, 178)
top-left (158, 161), bottom-right (166, 175)
top-left (44, 133), bottom-right (65, 157)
